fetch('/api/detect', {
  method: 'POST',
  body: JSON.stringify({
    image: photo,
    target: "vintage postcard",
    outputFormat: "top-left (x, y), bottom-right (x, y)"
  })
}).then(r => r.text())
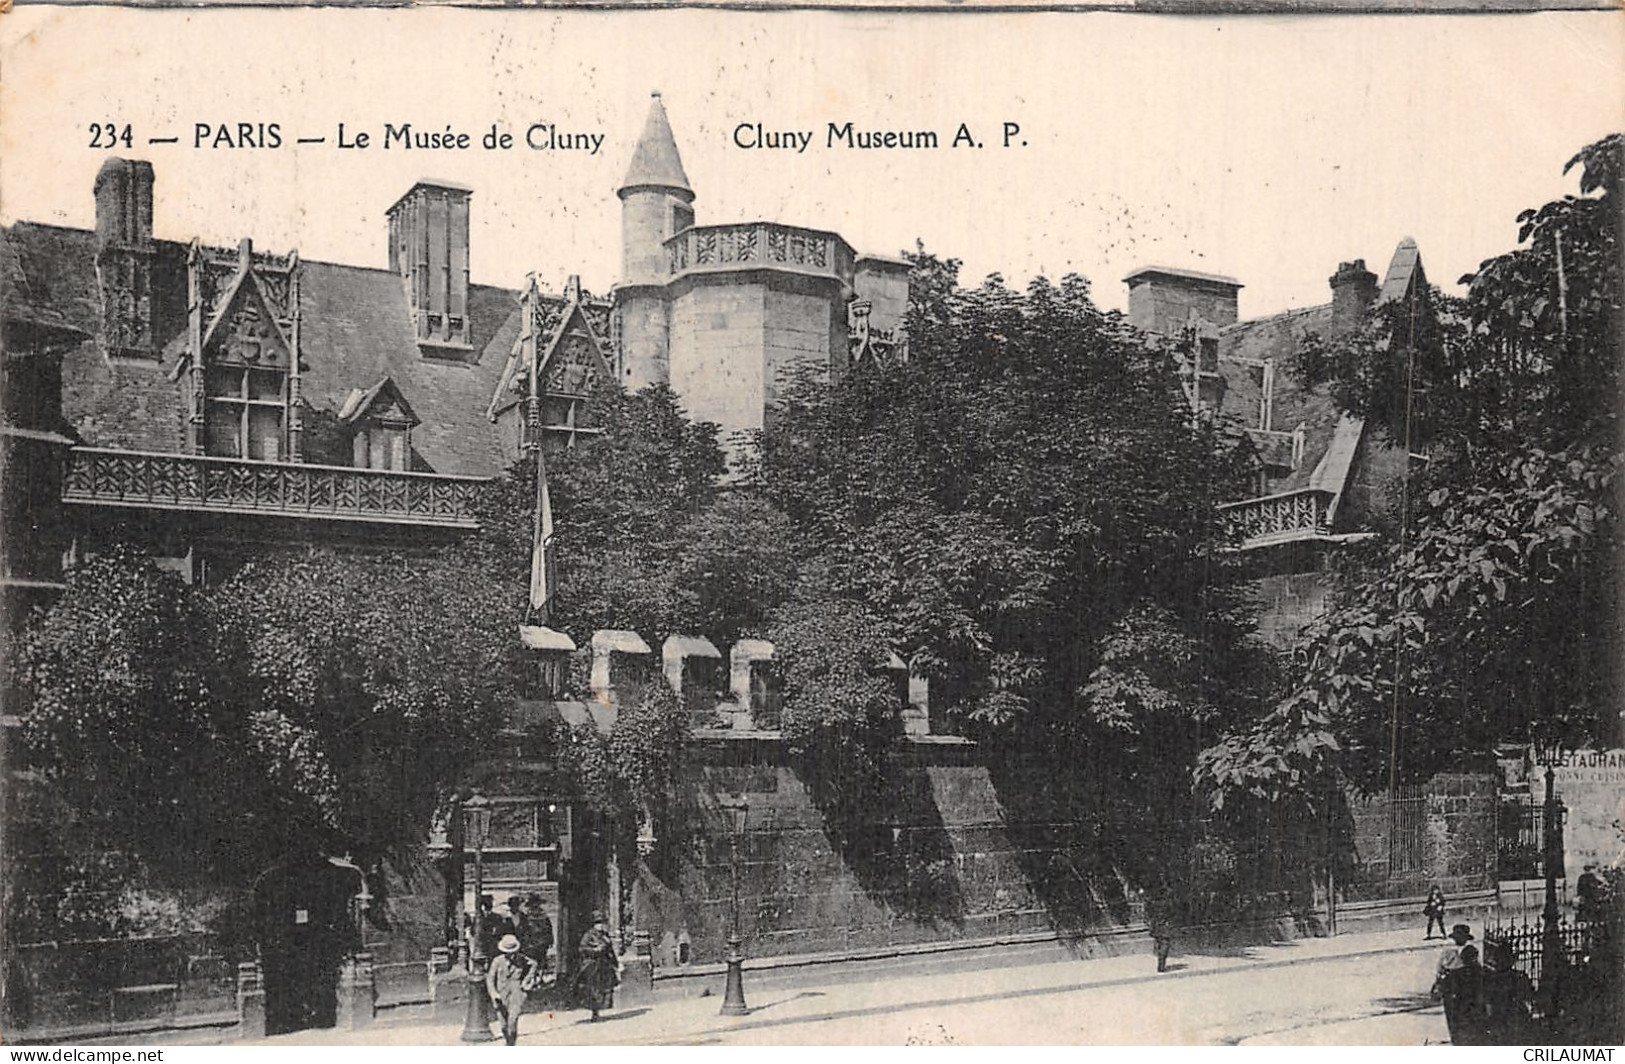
top-left (0, 4), bottom-right (1621, 1052)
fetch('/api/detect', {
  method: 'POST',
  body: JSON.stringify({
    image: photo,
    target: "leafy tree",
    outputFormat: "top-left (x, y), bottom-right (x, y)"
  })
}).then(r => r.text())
top-left (210, 546), bottom-right (519, 869)
top-left (763, 259), bottom-right (1257, 731)
top-left (768, 581), bottom-right (903, 829)
top-left (529, 384), bottom-right (796, 645)
top-left (13, 547), bottom-right (253, 878)
top-left (756, 252), bottom-right (1270, 874)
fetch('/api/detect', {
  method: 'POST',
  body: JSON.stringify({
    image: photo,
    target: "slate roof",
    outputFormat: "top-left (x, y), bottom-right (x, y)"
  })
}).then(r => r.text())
top-left (1378, 237), bottom-right (1425, 305)
top-left (1213, 238), bottom-right (1426, 502)
top-left (0, 220), bottom-right (598, 478)
top-left (1217, 303), bottom-right (1344, 494)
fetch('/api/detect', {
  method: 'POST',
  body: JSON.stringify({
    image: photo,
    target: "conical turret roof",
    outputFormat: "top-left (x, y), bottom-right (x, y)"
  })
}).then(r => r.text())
top-left (620, 93), bottom-right (692, 196)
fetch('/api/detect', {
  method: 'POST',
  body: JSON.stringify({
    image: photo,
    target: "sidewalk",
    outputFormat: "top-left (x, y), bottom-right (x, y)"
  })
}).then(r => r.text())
top-left (235, 925), bottom-right (1450, 1047)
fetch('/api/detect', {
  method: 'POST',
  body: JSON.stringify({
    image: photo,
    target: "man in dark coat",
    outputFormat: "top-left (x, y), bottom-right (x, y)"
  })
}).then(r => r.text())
top-left (1477, 938), bottom-right (1536, 1044)
top-left (523, 893), bottom-right (555, 973)
top-left (1435, 925), bottom-right (1482, 1045)
top-left (574, 911), bottom-right (620, 1021)
top-left (475, 894), bottom-right (503, 960)
top-left (1145, 886), bottom-right (1178, 973)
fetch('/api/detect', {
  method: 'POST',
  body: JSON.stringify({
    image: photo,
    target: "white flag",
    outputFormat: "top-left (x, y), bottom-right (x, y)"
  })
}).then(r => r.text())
top-left (528, 448), bottom-right (556, 621)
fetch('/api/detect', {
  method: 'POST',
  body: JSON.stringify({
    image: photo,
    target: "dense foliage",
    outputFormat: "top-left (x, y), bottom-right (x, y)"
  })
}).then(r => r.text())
top-left (13, 542), bottom-right (520, 894)
top-left (756, 254), bottom-right (1272, 872)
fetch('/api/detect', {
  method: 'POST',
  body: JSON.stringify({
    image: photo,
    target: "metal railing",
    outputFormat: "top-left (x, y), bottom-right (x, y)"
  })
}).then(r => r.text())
top-left (1497, 797), bottom-right (1549, 881)
top-left (62, 447), bottom-right (483, 528)
top-left (1484, 917), bottom-right (1611, 1007)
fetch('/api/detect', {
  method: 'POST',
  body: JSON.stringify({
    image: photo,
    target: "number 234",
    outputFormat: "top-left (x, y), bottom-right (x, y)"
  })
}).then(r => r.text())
top-left (89, 124), bottom-right (134, 149)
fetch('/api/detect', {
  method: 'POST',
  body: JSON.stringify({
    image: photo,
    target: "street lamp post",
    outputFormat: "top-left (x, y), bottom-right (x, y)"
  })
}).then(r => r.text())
top-left (460, 792), bottom-right (495, 1043)
top-left (718, 793), bottom-right (749, 1017)
top-left (1534, 730), bottom-right (1568, 1027)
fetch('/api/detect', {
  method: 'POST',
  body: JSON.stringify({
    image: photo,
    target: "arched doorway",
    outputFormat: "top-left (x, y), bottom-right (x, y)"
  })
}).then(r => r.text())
top-left (253, 855), bottom-right (357, 1035)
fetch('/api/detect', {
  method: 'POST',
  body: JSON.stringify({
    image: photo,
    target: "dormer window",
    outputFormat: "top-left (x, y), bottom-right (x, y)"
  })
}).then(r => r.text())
top-left (190, 257), bottom-right (298, 462)
top-left (205, 364), bottom-right (286, 460)
top-left (338, 377), bottom-right (420, 473)
top-left (353, 423), bottom-right (410, 471)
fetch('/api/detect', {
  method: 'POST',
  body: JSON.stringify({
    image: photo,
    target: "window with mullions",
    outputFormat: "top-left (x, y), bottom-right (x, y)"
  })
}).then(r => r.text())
top-left (204, 364), bottom-right (286, 460)
top-left (353, 424), bottom-right (410, 471)
top-left (541, 395), bottom-right (599, 451)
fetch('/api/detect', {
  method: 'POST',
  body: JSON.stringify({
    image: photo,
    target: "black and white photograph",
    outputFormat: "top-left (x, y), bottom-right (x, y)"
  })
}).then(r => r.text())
top-left (0, 6), bottom-right (1621, 1050)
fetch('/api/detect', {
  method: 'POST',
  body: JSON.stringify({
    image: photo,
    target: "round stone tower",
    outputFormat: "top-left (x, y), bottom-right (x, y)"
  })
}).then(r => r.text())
top-left (615, 93), bottom-right (695, 392)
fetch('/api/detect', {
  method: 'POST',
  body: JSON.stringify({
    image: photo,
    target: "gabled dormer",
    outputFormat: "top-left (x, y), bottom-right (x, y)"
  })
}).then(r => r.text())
top-left (175, 238), bottom-right (304, 462)
top-left (490, 274), bottom-right (614, 456)
top-left (339, 377), bottom-right (419, 471)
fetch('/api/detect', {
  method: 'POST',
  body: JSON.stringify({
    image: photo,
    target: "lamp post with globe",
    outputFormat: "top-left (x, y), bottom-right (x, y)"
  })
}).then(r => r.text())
top-left (459, 792), bottom-right (495, 1043)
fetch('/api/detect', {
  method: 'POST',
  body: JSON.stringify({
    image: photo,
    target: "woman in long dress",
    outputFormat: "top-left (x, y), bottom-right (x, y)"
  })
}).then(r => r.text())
top-left (574, 911), bottom-right (621, 1021)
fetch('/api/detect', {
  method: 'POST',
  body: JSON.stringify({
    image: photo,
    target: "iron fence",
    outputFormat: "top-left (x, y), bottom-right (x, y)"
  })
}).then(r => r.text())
top-left (1483, 916), bottom-right (1611, 1007)
top-left (1496, 797), bottom-right (1547, 881)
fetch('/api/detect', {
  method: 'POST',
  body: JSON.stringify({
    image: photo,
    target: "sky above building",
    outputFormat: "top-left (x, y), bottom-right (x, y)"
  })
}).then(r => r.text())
top-left (2, 9), bottom-right (1620, 319)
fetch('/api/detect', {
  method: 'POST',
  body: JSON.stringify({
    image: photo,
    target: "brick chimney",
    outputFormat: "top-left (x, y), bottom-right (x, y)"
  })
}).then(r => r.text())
top-left (94, 158), bottom-right (157, 358)
top-left (386, 181), bottom-right (472, 351)
top-left (1329, 259), bottom-right (1378, 327)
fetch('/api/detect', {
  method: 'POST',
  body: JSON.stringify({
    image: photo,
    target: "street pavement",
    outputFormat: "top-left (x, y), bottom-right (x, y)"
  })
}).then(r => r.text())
top-left (232, 926), bottom-right (1456, 1046)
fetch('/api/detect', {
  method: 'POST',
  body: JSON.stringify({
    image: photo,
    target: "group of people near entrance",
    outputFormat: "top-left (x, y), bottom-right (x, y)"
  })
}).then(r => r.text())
top-left (1432, 922), bottom-right (1538, 1045)
top-left (481, 901), bottom-right (622, 1046)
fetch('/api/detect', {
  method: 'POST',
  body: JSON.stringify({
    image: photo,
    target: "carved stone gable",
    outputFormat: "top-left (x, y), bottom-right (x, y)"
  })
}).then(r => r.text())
top-left (545, 332), bottom-right (604, 397)
top-left (206, 282), bottom-right (290, 368)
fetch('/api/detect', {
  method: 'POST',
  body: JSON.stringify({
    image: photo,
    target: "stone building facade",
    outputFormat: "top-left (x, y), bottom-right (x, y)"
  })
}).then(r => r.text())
top-left (1123, 239), bottom-right (1430, 648)
top-left (0, 94), bottom-right (1503, 1038)
top-left (0, 97), bottom-right (978, 1039)
top-left (615, 94), bottom-right (909, 454)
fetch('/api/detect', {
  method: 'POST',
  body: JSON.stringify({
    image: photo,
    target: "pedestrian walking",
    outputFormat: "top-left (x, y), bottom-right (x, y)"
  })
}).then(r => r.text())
top-left (486, 934), bottom-right (536, 1046)
top-left (1423, 885), bottom-right (1447, 940)
top-left (503, 897), bottom-right (528, 947)
top-left (1576, 866), bottom-right (1605, 925)
top-left (1434, 924), bottom-right (1482, 1045)
top-left (523, 893), bottom-right (555, 973)
top-left (476, 894), bottom-right (502, 959)
top-left (1145, 886), bottom-right (1177, 973)
top-left (574, 911), bottom-right (621, 1022)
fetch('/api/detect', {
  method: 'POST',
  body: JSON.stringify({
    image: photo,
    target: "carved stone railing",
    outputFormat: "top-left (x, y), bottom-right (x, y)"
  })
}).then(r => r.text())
top-left (665, 223), bottom-right (855, 284)
top-left (1220, 488), bottom-right (1335, 548)
top-left (62, 447), bottom-right (482, 528)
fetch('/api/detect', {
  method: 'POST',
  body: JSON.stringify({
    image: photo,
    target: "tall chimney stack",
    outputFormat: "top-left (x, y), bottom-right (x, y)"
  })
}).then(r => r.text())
top-left (386, 181), bottom-right (473, 350)
top-left (93, 158), bottom-right (157, 358)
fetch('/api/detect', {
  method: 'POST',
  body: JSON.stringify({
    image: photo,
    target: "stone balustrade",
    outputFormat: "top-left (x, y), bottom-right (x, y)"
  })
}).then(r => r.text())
top-left (62, 447), bottom-right (482, 528)
top-left (664, 222), bottom-right (856, 285)
top-left (1219, 487), bottom-right (1335, 549)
